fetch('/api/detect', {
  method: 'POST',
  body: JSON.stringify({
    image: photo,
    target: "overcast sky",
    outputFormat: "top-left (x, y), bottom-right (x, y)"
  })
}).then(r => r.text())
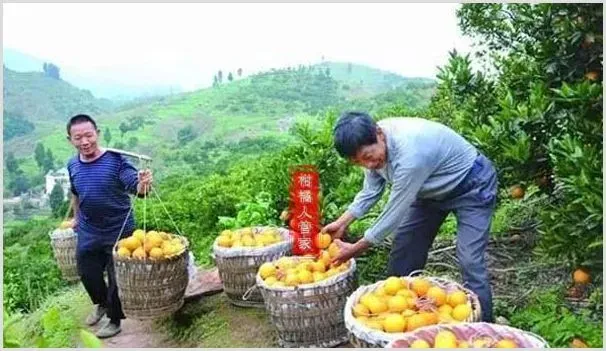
top-left (3, 2), bottom-right (472, 91)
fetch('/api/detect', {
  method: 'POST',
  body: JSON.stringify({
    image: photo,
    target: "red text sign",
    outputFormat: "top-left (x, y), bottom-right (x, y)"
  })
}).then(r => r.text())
top-left (289, 165), bottom-right (321, 256)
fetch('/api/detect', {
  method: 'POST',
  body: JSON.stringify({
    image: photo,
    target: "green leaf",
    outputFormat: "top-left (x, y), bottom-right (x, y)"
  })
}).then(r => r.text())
top-left (79, 330), bottom-right (103, 348)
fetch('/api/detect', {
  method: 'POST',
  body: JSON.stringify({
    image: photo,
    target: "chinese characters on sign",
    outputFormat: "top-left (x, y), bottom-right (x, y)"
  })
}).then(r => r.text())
top-left (289, 165), bottom-right (321, 256)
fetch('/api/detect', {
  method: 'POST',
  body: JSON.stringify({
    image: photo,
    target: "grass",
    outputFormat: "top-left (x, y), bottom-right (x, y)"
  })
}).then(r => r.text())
top-left (156, 293), bottom-right (278, 348)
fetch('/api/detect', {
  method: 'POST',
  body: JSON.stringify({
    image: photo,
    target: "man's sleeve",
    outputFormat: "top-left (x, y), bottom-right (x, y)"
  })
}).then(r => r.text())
top-left (118, 157), bottom-right (140, 195)
top-left (347, 169), bottom-right (387, 219)
top-left (362, 159), bottom-right (433, 245)
top-left (67, 164), bottom-right (78, 196)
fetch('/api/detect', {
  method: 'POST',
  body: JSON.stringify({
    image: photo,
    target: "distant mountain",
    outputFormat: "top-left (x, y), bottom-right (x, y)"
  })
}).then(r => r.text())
top-left (3, 60), bottom-right (435, 181)
top-left (3, 48), bottom-right (182, 100)
top-left (315, 61), bottom-right (433, 98)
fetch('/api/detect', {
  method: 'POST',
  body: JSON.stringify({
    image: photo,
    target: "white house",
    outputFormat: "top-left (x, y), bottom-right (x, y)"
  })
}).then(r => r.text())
top-left (45, 168), bottom-right (71, 198)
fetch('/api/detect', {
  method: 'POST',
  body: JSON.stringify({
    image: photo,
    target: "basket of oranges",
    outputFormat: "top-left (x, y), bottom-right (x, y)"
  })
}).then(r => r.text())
top-left (384, 322), bottom-right (549, 348)
top-left (254, 237), bottom-right (357, 348)
top-left (113, 229), bottom-right (189, 320)
top-left (212, 226), bottom-right (293, 307)
top-left (48, 219), bottom-right (79, 283)
top-left (344, 272), bottom-right (481, 348)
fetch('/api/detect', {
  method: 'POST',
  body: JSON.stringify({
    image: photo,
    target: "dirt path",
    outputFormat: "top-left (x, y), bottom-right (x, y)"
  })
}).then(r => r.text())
top-left (98, 267), bottom-right (353, 348)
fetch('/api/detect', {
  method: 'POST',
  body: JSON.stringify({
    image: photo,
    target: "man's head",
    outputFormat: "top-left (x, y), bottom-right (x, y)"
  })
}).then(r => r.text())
top-left (333, 111), bottom-right (387, 169)
top-left (67, 114), bottom-right (100, 158)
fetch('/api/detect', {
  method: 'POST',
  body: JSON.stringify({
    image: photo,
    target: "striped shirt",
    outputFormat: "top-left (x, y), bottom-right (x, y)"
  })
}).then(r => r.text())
top-left (67, 150), bottom-right (139, 250)
top-left (347, 117), bottom-right (478, 245)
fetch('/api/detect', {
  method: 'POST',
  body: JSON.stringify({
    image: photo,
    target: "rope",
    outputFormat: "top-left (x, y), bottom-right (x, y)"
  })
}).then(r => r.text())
top-left (151, 186), bottom-right (184, 237)
top-left (63, 198), bottom-right (74, 221)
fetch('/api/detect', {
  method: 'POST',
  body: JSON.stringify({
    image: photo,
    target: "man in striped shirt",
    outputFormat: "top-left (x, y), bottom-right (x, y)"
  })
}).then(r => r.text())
top-left (323, 112), bottom-right (497, 322)
top-left (66, 114), bottom-right (152, 338)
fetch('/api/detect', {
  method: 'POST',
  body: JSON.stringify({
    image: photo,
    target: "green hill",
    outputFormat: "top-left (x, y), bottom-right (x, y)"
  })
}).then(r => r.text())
top-left (317, 61), bottom-right (432, 97)
top-left (3, 67), bottom-right (115, 160)
top-left (4, 62), bottom-right (435, 182)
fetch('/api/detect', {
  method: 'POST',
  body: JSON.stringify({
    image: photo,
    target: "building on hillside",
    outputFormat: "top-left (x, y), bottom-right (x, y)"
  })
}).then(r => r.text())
top-left (45, 168), bottom-right (70, 198)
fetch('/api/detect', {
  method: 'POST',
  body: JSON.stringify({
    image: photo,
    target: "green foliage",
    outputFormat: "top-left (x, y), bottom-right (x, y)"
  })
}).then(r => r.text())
top-left (3, 219), bottom-right (66, 313)
top-left (2, 67), bottom-right (113, 123)
top-left (49, 183), bottom-right (65, 216)
top-left (218, 192), bottom-right (279, 229)
top-left (177, 125), bottom-right (198, 144)
top-left (430, 3), bottom-right (602, 266)
top-left (3, 110), bottom-right (35, 141)
top-left (3, 311), bottom-right (22, 348)
top-left (3, 288), bottom-right (96, 348)
top-left (507, 288), bottom-right (603, 348)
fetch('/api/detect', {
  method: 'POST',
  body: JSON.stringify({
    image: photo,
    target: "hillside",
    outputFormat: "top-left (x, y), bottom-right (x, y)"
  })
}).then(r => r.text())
top-left (3, 62), bottom-right (435, 187)
top-left (3, 48), bottom-right (181, 100)
top-left (317, 61), bottom-right (433, 99)
top-left (2, 67), bottom-right (115, 159)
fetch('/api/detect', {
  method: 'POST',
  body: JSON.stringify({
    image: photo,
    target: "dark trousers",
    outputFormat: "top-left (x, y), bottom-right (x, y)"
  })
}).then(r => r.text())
top-left (387, 153), bottom-right (497, 322)
top-left (76, 245), bottom-right (125, 324)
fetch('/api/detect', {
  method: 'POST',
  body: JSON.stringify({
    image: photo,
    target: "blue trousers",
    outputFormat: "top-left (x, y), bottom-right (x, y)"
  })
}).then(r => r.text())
top-left (387, 153), bottom-right (497, 322)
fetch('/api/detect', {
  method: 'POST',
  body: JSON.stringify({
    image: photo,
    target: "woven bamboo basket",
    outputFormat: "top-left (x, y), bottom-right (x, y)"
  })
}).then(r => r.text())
top-left (49, 229), bottom-right (80, 282)
top-left (345, 275), bottom-right (482, 348)
top-left (212, 226), bottom-right (293, 307)
top-left (384, 322), bottom-right (550, 348)
top-left (113, 234), bottom-right (190, 320)
top-left (256, 256), bottom-right (357, 348)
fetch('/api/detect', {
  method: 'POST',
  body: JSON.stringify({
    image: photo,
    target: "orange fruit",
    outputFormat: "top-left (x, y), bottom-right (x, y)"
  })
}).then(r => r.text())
top-left (411, 278), bottom-right (431, 296)
top-left (315, 233), bottom-right (332, 249)
top-left (573, 268), bottom-right (591, 284)
top-left (510, 185), bottom-right (525, 199)
top-left (426, 286), bottom-right (447, 306)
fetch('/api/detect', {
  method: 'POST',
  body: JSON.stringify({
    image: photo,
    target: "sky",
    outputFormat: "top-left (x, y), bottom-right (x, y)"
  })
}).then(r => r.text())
top-left (3, 2), bottom-right (472, 91)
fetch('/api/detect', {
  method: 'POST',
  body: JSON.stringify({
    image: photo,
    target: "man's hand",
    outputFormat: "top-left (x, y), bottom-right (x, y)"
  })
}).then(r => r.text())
top-left (331, 238), bottom-right (371, 266)
top-left (137, 169), bottom-right (153, 195)
top-left (322, 220), bottom-right (347, 240)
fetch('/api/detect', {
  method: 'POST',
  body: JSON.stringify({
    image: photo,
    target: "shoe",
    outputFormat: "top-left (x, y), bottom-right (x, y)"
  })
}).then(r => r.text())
top-left (95, 321), bottom-right (122, 339)
top-left (86, 305), bottom-right (107, 326)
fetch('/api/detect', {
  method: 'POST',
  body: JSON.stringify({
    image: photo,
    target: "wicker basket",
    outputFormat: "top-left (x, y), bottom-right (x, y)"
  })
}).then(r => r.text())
top-left (345, 276), bottom-right (482, 348)
top-left (49, 229), bottom-right (80, 282)
top-left (113, 235), bottom-right (190, 320)
top-left (212, 226), bottom-right (293, 307)
top-left (256, 256), bottom-right (357, 348)
top-left (384, 322), bottom-right (550, 348)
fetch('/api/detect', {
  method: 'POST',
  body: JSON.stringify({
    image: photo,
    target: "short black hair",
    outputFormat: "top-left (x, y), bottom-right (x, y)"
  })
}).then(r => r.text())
top-left (67, 114), bottom-right (98, 135)
top-left (333, 111), bottom-right (377, 158)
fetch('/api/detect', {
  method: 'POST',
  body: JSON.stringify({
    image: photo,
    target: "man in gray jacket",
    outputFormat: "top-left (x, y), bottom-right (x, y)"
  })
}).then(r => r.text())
top-left (323, 111), bottom-right (497, 322)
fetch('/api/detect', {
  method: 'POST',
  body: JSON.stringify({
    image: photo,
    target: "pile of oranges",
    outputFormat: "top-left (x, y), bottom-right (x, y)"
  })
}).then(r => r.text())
top-left (392, 330), bottom-right (519, 348)
top-left (116, 229), bottom-right (186, 260)
top-left (258, 239), bottom-right (351, 288)
top-left (351, 276), bottom-right (473, 333)
top-left (216, 227), bottom-right (284, 248)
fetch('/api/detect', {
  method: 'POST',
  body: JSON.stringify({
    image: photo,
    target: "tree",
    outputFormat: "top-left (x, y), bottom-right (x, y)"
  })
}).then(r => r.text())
top-left (42, 62), bottom-right (61, 79)
top-left (227, 72), bottom-right (234, 82)
top-left (177, 125), bottom-right (197, 144)
top-left (237, 68), bottom-right (243, 77)
top-left (347, 62), bottom-right (353, 74)
top-left (9, 173), bottom-right (29, 196)
top-left (127, 136), bottom-right (138, 149)
top-left (5, 152), bottom-right (19, 174)
top-left (217, 70), bottom-right (223, 83)
top-left (430, 3), bottom-right (603, 266)
top-left (213, 75), bottom-right (219, 87)
top-left (104, 127), bottom-right (112, 146)
top-left (43, 148), bottom-right (55, 173)
top-left (34, 143), bottom-right (46, 171)
top-left (119, 122), bottom-right (130, 138)
top-left (49, 182), bottom-right (65, 216)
